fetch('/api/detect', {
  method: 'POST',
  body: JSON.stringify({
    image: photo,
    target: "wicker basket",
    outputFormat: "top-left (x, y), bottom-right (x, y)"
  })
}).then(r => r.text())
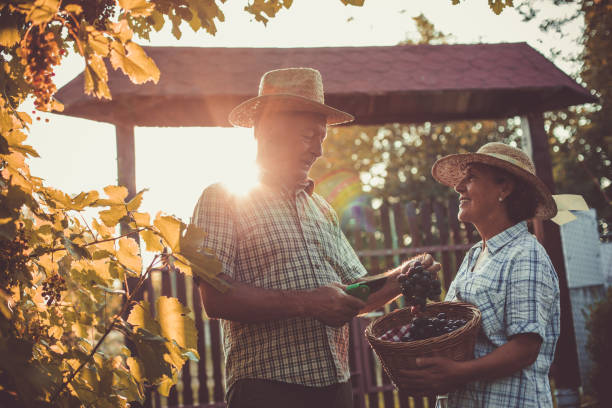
top-left (365, 301), bottom-right (481, 393)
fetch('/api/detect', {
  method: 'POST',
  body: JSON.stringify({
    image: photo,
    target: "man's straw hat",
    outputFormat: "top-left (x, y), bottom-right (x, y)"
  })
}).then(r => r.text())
top-left (431, 142), bottom-right (557, 219)
top-left (229, 67), bottom-right (354, 127)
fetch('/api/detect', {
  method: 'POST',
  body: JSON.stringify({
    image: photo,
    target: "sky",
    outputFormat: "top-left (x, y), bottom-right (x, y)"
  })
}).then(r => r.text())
top-left (23, 0), bottom-right (583, 223)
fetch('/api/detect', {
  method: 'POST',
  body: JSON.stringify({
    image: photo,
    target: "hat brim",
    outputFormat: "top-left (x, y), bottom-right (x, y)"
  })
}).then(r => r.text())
top-left (228, 94), bottom-right (354, 127)
top-left (431, 153), bottom-right (557, 220)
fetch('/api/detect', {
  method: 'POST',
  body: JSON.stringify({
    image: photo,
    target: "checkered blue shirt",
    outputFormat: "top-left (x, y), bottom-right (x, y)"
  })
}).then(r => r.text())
top-left (444, 221), bottom-right (560, 407)
top-left (191, 181), bottom-right (367, 393)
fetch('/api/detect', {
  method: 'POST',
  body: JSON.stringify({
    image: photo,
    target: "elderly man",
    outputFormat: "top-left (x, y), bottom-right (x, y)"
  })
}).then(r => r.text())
top-left (192, 67), bottom-right (438, 408)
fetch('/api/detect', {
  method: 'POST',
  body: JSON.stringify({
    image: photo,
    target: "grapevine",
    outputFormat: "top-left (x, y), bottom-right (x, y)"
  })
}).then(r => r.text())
top-left (17, 27), bottom-right (64, 111)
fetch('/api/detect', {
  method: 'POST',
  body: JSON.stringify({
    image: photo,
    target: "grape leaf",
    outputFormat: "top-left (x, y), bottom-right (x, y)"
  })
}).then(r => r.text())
top-left (0, 22), bottom-right (19, 47)
top-left (154, 214), bottom-right (182, 251)
top-left (119, 0), bottom-right (155, 17)
top-left (140, 229), bottom-right (163, 252)
top-left (84, 54), bottom-right (111, 99)
top-left (131, 212), bottom-right (150, 227)
top-left (116, 236), bottom-right (141, 274)
top-left (156, 296), bottom-right (197, 350)
top-left (110, 41), bottom-right (160, 85)
top-left (25, 0), bottom-right (60, 25)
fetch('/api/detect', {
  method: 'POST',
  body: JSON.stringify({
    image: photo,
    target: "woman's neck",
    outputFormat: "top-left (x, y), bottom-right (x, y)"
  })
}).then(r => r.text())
top-left (474, 213), bottom-right (514, 248)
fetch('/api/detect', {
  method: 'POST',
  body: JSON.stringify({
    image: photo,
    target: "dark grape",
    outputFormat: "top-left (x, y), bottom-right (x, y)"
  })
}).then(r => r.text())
top-left (398, 262), bottom-right (441, 313)
top-left (400, 315), bottom-right (468, 342)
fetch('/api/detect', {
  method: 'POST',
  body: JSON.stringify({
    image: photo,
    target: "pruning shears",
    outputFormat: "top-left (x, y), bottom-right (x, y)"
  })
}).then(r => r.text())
top-left (345, 275), bottom-right (388, 302)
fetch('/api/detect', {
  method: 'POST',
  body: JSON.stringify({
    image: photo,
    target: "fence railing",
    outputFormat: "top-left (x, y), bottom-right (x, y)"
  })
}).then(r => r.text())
top-left (142, 198), bottom-right (477, 407)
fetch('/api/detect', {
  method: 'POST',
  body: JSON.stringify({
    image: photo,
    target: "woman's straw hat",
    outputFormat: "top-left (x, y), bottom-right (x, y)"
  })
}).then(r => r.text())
top-left (228, 67), bottom-right (354, 127)
top-left (431, 142), bottom-right (557, 219)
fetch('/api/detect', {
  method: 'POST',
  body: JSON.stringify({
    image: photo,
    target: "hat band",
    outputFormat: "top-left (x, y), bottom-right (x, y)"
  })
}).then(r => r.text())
top-left (482, 152), bottom-right (533, 175)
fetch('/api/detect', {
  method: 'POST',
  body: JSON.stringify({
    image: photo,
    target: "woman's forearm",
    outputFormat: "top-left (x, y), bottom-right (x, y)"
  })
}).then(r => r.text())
top-left (459, 333), bottom-right (542, 383)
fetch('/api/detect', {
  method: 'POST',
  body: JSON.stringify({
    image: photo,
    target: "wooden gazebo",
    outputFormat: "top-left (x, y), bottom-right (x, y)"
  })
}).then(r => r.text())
top-left (55, 42), bottom-right (596, 406)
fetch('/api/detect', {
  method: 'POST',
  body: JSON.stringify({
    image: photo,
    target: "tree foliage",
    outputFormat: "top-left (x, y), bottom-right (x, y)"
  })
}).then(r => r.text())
top-left (585, 286), bottom-right (612, 404)
top-left (0, 0), bottom-right (304, 405)
top-left (313, 5), bottom-right (612, 236)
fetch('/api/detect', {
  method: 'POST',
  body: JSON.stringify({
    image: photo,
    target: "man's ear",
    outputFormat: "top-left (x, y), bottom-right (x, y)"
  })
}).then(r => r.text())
top-left (501, 177), bottom-right (516, 200)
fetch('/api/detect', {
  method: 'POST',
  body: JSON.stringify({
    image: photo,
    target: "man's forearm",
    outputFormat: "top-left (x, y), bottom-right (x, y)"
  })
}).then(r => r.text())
top-left (199, 275), bottom-right (308, 322)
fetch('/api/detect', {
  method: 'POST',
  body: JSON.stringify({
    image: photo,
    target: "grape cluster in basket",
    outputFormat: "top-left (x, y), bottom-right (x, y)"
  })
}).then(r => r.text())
top-left (406, 314), bottom-right (468, 341)
top-left (397, 261), bottom-right (442, 312)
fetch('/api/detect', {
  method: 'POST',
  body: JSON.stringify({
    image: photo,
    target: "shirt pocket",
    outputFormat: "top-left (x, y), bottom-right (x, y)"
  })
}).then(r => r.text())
top-left (456, 281), bottom-right (505, 341)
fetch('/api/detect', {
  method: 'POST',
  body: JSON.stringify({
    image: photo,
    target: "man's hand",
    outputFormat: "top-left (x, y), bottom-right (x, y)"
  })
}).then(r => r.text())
top-left (306, 283), bottom-right (366, 327)
top-left (400, 253), bottom-right (442, 277)
top-left (396, 356), bottom-right (466, 395)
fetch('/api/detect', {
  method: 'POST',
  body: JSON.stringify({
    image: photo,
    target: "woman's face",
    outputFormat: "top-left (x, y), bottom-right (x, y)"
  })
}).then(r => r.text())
top-left (454, 163), bottom-right (508, 225)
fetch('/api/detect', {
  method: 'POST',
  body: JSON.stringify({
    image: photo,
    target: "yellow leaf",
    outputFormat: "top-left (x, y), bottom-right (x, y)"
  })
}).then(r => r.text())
top-left (127, 357), bottom-right (145, 383)
top-left (110, 41), bottom-right (160, 85)
top-left (64, 4), bottom-right (83, 14)
top-left (86, 26), bottom-right (110, 57)
top-left (119, 0), bottom-right (155, 17)
top-left (126, 189), bottom-right (147, 211)
top-left (84, 54), bottom-right (111, 99)
top-left (0, 21), bottom-right (19, 47)
top-left (117, 237), bottom-right (141, 274)
top-left (99, 205), bottom-right (127, 227)
top-left (156, 296), bottom-right (197, 350)
top-left (132, 212), bottom-right (150, 227)
top-left (111, 20), bottom-right (133, 44)
top-left (92, 218), bottom-right (114, 238)
top-left (103, 185), bottom-right (128, 204)
top-left (26, 0), bottom-right (60, 25)
top-left (127, 301), bottom-right (161, 334)
top-left (140, 229), bottom-right (163, 252)
top-left (153, 214), bottom-right (182, 251)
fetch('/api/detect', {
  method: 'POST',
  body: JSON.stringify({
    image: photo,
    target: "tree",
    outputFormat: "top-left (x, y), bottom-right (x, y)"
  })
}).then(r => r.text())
top-left (515, 0), bottom-right (611, 236)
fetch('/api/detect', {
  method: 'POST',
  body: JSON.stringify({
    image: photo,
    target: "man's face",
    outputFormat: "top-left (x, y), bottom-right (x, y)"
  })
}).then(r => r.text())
top-left (255, 111), bottom-right (327, 183)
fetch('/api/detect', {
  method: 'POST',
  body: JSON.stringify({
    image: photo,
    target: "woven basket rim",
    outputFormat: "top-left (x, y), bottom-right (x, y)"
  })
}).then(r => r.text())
top-left (365, 301), bottom-right (481, 346)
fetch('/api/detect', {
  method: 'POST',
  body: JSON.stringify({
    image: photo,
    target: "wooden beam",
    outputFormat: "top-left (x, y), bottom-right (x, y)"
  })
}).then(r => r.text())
top-left (115, 124), bottom-right (136, 201)
top-left (526, 112), bottom-right (581, 391)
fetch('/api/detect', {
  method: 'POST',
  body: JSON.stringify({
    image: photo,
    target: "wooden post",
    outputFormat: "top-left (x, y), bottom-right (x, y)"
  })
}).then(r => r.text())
top-left (526, 113), bottom-right (581, 393)
top-left (115, 123), bottom-right (137, 202)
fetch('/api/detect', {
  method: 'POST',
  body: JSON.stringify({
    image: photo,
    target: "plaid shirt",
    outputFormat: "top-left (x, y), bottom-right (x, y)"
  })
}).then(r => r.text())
top-left (444, 221), bottom-right (560, 407)
top-left (191, 181), bottom-right (367, 393)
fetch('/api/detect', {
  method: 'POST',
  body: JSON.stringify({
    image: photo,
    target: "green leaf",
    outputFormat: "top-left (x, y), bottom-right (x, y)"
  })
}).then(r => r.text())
top-left (156, 296), bottom-right (197, 350)
top-left (154, 214), bottom-right (182, 251)
top-left (26, 0), bottom-right (60, 25)
top-left (119, 0), bottom-right (155, 17)
top-left (110, 41), bottom-right (160, 85)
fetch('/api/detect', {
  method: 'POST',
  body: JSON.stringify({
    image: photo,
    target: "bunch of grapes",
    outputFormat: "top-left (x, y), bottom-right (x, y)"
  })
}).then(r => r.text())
top-left (42, 274), bottom-right (66, 306)
top-left (397, 261), bottom-right (442, 313)
top-left (399, 313), bottom-right (468, 342)
top-left (0, 229), bottom-right (30, 290)
top-left (18, 28), bottom-right (64, 111)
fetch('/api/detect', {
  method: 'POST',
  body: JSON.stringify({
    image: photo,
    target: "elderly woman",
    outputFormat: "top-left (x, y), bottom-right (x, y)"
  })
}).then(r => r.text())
top-left (400, 142), bottom-right (561, 407)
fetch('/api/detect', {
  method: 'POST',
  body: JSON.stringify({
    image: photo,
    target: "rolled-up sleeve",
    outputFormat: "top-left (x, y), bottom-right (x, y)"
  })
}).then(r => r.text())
top-left (191, 183), bottom-right (237, 278)
top-left (504, 247), bottom-right (558, 340)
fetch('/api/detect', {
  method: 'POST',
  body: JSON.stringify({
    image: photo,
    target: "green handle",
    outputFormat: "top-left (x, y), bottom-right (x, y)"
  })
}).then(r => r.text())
top-left (345, 283), bottom-right (370, 302)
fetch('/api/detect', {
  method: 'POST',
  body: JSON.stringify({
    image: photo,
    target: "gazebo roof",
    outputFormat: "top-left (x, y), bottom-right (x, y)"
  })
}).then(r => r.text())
top-left (55, 42), bottom-right (597, 127)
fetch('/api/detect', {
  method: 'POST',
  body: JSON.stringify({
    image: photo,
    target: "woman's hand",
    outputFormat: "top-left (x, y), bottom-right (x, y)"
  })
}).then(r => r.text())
top-left (396, 357), bottom-right (466, 395)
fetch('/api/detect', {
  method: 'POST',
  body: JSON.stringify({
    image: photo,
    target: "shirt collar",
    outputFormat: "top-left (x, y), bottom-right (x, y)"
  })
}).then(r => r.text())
top-left (486, 221), bottom-right (528, 255)
top-left (260, 172), bottom-right (315, 196)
